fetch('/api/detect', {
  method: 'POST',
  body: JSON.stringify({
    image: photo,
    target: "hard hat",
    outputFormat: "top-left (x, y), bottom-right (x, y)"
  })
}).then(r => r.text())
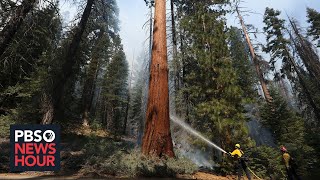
top-left (235, 144), bottom-right (240, 148)
top-left (280, 146), bottom-right (287, 152)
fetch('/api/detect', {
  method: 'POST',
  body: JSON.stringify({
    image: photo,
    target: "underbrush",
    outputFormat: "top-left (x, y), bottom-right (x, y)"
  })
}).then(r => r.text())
top-left (80, 137), bottom-right (198, 178)
top-left (0, 114), bottom-right (16, 138)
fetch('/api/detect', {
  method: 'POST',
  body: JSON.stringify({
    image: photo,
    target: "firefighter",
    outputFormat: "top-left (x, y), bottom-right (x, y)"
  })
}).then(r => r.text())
top-left (229, 144), bottom-right (251, 180)
top-left (280, 146), bottom-right (301, 180)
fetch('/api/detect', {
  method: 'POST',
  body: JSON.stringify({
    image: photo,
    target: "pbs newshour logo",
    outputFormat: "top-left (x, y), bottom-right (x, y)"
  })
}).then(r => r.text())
top-left (10, 125), bottom-right (60, 171)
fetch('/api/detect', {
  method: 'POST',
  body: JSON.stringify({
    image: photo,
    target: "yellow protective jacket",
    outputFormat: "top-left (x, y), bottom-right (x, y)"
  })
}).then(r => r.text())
top-left (282, 152), bottom-right (291, 169)
top-left (230, 149), bottom-right (244, 158)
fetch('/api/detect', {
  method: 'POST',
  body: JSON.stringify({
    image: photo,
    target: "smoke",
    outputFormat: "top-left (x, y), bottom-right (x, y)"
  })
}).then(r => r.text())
top-left (173, 134), bottom-right (218, 169)
top-left (170, 115), bottom-right (224, 169)
top-left (244, 104), bottom-right (275, 147)
top-left (171, 116), bottom-right (227, 153)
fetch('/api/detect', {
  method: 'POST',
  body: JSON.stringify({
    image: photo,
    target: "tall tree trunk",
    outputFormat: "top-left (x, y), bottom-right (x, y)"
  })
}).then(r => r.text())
top-left (0, 0), bottom-right (37, 58)
top-left (81, 30), bottom-right (104, 126)
top-left (142, 0), bottom-right (174, 157)
top-left (41, 0), bottom-right (94, 124)
top-left (236, 8), bottom-right (273, 103)
top-left (148, 3), bottom-right (153, 72)
top-left (123, 62), bottom-right (133, 135)
top-left (170, 0), bottom-right (181, 116)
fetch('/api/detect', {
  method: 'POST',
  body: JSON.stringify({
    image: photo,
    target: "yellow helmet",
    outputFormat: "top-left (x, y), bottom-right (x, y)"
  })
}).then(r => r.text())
top-left (235, 144), bottom-right (240, 149)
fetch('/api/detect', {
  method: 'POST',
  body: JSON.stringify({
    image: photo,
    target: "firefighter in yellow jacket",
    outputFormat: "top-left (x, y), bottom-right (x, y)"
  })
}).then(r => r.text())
top-left (229, 144), bottom-right (251, 180)
top-left (281, 146), bottom-right (301, 180)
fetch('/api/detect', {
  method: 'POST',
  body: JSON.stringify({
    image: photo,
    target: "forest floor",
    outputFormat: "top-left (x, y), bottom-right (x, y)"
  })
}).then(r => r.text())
top-left (0, 123), bottom-right (253, 180)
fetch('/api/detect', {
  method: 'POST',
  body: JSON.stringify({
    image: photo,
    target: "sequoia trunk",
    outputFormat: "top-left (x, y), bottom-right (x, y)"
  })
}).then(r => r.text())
top-left (141, 0), bottom-right (174, 157)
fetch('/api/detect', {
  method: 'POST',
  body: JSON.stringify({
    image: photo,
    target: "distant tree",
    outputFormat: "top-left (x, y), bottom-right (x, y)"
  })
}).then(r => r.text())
top-left (101, 36), bottom-right (128, 136)
top-left (81, 29), bottom-right (106, 126)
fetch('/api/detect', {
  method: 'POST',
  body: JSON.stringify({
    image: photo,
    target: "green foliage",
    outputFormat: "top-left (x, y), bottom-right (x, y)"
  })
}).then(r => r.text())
top-left (228, 26), bottom-right (257, 101)
top-left (82, 135), bottom-right (197, 178)
top-left (263, 8), bottom-right (292, 76)
top-left (260, 88), bottom-right (317, 176)
top-left (0, 114), bottom-right (15, 138)
top-left (176, 1), bottom-right (252, 158)
top-left (100, 35), bottom-right (129, 135)
top-left (0, 3), bottom-right (62, 118)
top-left (247, 146), bottom-right (285, 179)
top-left (307, 7), bottom-right (320, 43)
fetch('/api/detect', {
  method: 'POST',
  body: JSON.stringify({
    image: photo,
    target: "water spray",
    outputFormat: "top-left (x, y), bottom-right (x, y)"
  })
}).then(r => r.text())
top-left (170, 115), bottom-right (227, 154)
top-left (171, 115), bottom-right (264, 179)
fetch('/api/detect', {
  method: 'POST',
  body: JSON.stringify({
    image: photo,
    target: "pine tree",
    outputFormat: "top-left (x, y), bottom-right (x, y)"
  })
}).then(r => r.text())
top-left (0, 0), bottom-right (37, 58)
top-left (41, 0), bottom-right (95, 124)
top-left (260, 88), bottom-right (316, 176)
top-left (176, 1), bottom-right (253, 162)
top-left (101, 36), bottom-right (128, 136)
top-left (0, 2), bottom-right (62, 119)
top-left (228, 26), bottom-right (256, 100)
top-left (307, 8), bottom-right (320, 43)
top-left (263, 8), bottom-right (320, 122)
top-left (289, 19), bottom-right (320, 87)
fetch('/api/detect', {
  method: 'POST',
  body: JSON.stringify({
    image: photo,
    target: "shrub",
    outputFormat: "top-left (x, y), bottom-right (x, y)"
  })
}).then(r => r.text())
top-left (81, 147), bottom-right (198, 178)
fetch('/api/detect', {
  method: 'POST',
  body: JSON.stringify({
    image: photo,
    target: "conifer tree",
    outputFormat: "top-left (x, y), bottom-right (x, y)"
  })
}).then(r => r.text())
top-left (41, 0), bottom-right (95, 124)
top-left (101, 36), bottom-right (128, 135)
top-left (0, 0), bottom-right (37, 58)
top-left (307, 8), bottom-right (320, 43)
top-left (228, 27), bottom-right (256, 100)
top-left (260, 88), bottom-right (316, 175)
top-left (0, 2), bottom-right (62, 119)
top-left (176, 1), bottom-right (252, 162)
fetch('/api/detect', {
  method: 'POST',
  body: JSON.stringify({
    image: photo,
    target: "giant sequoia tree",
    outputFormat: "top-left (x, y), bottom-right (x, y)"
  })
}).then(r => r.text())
top-left (142, 0), bottom-right (174, 157)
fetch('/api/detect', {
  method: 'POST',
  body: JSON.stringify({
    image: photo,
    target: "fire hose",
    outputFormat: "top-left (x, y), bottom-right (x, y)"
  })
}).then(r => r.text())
top-left (247, 167), bottom-right (263, 180)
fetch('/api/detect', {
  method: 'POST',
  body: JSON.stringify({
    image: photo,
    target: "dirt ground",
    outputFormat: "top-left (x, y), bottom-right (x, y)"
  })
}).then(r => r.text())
top-left (0, 172), bottom-right (250, 180)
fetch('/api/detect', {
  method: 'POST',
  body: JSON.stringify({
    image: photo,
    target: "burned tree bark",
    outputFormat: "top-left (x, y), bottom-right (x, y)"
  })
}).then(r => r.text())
top-left (236, 8), bottom-right (273, 103)
top-left (142, 0), bottom-right (174, 157)
top-left (0, 0), bottom-right (37, 58)
top-left (41, 0), bottom-right (94, 124)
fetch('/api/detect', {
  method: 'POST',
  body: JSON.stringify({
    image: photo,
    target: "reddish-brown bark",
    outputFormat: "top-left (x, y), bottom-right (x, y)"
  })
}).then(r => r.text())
top-left (236, 8), bottom-right (273, 103)
top-left (141, 0), bottom-right (174, 157)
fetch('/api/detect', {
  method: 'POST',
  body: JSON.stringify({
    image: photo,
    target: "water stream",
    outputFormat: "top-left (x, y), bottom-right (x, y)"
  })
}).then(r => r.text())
top-left (170, 115), bottom-right (227, 154)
